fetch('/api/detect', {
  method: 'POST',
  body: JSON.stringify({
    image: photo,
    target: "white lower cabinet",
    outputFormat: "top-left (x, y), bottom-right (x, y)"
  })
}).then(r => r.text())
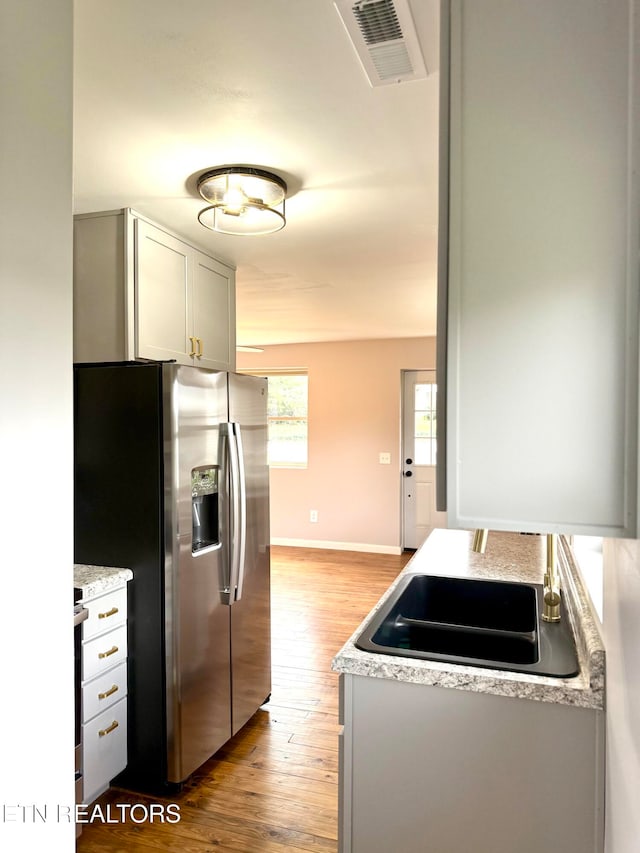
top-left (82, 661), bottom-right (127, 724)
top-left (80, 586), bottom-right (129, 804)
top-left (82, 698), bottom-right (128, 806)
top-left (82, 624), bottom-right (127, 683)
top-left (339, 674), bottom-right (604, 853)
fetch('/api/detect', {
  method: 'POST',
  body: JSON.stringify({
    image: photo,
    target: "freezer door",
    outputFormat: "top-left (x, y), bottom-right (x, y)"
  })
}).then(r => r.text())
top-left (164, 365), bottom-right (232, 782)
top-left (228, 373), bottom-right (272, 735)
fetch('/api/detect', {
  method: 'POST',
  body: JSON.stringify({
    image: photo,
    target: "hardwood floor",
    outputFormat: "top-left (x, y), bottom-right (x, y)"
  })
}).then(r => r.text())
top-left (76, 546), bottom-right (411, 852)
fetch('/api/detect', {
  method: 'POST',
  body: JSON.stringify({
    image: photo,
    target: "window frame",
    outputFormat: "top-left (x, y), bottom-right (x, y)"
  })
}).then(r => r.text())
top-left (240, 368), bottom-right (309, 468)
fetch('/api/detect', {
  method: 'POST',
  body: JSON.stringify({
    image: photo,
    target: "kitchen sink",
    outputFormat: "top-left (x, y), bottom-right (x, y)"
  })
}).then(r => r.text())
top-left (355, 573), bottom-right (579, 678)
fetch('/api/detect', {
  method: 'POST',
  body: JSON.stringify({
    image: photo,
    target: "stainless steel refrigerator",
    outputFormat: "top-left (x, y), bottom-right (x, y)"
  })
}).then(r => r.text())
top-left (74, 361), bottom-right (271, 791)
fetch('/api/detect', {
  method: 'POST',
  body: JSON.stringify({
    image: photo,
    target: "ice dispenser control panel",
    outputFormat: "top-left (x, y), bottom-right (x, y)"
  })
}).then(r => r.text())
top-left (192, 466), bottom-right (219, 553)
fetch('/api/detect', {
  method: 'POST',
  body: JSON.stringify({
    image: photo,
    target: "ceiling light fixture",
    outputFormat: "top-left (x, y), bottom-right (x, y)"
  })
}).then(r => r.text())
top-left (197, 166), bottom-right (287, 236)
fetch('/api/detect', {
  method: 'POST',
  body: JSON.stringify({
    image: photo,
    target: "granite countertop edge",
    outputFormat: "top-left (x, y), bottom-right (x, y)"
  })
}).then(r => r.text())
top-left (331, 529), bottom-right (605, 711)
top-left (74, 564), bottom-right (133, 600)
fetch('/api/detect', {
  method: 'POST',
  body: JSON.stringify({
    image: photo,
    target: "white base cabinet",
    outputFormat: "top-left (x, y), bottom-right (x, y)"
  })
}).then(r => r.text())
top-left (83, 698), bottom-right (128, 807)
top-left (73, 208), bottom-right (236, 371)
top-left (339, 674), bottom-right (604, 853)
top-left (80, 585), bottom-right (129, 805)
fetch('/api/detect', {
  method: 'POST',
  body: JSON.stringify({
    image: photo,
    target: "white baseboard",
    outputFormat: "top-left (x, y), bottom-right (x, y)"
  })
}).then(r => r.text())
top-left (270, 537), bottom-right (403, 556)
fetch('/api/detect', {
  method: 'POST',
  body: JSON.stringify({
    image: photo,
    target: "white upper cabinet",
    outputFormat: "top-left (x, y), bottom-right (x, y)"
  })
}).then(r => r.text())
top-left (438, 0), bottom-right (640, 537)
top-left (74, 209), bottom-right (236, 372)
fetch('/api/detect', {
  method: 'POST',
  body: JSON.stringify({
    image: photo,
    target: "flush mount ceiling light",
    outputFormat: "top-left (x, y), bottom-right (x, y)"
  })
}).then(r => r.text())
top-left (197, 166), bottom-right (287, 236)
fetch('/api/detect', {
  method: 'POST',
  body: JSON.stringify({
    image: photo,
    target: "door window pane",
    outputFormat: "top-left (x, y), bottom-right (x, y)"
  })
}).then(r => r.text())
top-left (414, 383), bottom-right (437, 465)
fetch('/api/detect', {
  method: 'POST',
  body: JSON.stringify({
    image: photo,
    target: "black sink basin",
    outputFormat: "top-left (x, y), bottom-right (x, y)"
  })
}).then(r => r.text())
top-left (376, 574), bottom-right (538, 664)
top-left (355, 573), bottom-right (579, 678)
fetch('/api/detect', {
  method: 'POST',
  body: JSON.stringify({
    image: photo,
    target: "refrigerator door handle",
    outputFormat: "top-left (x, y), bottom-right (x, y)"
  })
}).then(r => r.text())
top-left (226, 422), bottom-right (247, 603)
top-left (219, 426), bottom-right (233, 605)
top-left (233, 423), bottom-right (247, 601)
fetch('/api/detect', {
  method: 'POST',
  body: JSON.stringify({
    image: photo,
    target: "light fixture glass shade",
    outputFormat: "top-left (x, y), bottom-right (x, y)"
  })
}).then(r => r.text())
top-left (197, 203), bottom-right (285, 236)
top-left (197, 166), bottom-right (287, 235)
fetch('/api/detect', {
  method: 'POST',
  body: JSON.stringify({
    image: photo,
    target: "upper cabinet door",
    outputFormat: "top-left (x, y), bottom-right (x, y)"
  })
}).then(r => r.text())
top-left (192, 250), bottom-right (236, 372)
top-left (440, 0), bottom-right (640, 537)
top-left (135, 219), bottom-right (192, 363)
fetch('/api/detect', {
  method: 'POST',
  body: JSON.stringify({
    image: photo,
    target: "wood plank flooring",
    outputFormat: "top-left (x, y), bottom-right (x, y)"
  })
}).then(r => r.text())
top-left (76, 546), bottom-right (411, 853)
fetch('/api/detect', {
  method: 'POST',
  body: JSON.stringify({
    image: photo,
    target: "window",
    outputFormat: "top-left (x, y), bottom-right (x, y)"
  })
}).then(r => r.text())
top-left (414, 381), bottom-right (437, 465)
top-left (265, 371), bottom-right (308, 467)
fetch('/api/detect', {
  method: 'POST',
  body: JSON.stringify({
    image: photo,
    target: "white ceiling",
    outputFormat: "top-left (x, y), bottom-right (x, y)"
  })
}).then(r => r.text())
top-left (73, 0), bottom-right (440, 347)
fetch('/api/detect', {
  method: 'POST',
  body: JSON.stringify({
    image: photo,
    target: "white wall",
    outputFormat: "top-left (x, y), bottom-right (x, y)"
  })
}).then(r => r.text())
top-left (0, 1), bottom-right (75, 849)
top-left (602, 538), bottom-right (640, 853)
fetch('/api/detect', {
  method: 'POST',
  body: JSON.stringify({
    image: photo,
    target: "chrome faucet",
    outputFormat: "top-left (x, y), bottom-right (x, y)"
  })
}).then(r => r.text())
top-left (471, 529), bottom-right (561, 621)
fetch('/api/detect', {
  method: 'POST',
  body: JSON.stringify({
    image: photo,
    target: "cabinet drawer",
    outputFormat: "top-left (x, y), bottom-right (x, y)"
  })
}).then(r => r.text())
top-left (82, 697), bottom-right (127, 805)
top-left (82, 586), bottom-right (127, 641)
top-left (82, 661), bottom-right (127, 723)
top-left (82, 624), bottom-right (127, 682)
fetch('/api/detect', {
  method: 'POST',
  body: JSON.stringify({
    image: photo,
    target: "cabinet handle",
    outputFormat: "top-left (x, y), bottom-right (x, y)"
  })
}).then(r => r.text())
top-left (98, 684), bottom-right (119, 700)
top-left (98, 720), bottom-right (119, 738)
top-left (98, 645), bottom-right (119, 659)
top-left (196, 337), bottom-right (203, 359)
top-left (189, 335), bottom-right (197, 358)
top-left (98, 606), bottom-right (119, 620)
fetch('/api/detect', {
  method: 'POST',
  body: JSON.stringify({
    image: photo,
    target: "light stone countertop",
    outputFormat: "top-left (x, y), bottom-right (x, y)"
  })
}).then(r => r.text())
top-left (331, 528), bottom-right (605, 710)
top-left (74, 564), bottom-right (133, 601)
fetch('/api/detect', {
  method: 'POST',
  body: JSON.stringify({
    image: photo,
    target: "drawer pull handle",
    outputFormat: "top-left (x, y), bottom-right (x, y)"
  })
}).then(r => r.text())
top-left (98, 720), bottom-right (119, 738)
top-left (189, 335), bottom-right (197, 357)
top-left (98, 645), bottom-right (119, 659)
top-left (98, 684), bottom-right (119, 700)
top-left (196, 337), bottom-right (203, 359)
top-left (98, 606), bottom-right (119, 620)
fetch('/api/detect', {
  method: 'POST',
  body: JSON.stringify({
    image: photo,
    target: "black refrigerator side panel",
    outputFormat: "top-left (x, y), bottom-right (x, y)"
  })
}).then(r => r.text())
top-left (74, 363), bottom-right (168, 790)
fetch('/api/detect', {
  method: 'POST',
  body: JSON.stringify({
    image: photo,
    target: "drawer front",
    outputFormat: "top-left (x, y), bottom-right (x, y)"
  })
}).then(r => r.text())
top-left (82, 697), bottom-right (127, 805)
top-left (82, 624), bottom-right (127, 682)
top-left (82, 586), bottom-right (127, 641)
top-left (82, 661), bottom-right (127, 723)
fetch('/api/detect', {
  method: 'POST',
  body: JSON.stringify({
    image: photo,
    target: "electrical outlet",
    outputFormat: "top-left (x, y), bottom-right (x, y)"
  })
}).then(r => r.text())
top-left (310, 510), bottom-right (318, 523)
top-left (379, 452), bottom-right (391, 464)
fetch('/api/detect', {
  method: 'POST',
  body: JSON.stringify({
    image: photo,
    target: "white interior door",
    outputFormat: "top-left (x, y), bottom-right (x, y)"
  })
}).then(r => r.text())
top-left (402, 370), bottom-right (447, 549)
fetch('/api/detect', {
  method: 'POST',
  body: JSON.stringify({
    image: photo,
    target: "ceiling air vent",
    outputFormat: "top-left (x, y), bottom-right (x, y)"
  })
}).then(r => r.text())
top-left (334, 0), bottom-right (428, 87)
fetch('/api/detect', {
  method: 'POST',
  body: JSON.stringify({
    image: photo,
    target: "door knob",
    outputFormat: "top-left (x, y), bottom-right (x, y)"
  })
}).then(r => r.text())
top-left (404, 471), bottom-right (413, 477)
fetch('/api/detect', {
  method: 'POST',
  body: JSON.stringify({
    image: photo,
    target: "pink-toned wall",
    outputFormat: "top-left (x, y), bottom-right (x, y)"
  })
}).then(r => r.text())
top-left (237, 337), bottom-right (436, 553)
